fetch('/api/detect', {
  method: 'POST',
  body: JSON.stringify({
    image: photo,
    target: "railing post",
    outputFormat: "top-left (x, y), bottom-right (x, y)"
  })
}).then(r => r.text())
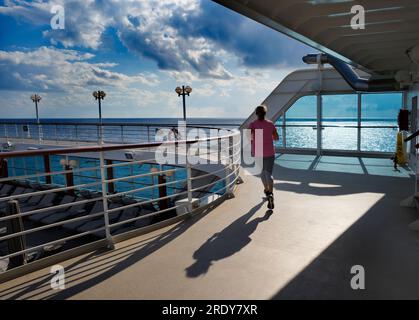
top-left (99, 151), bottom-right (114, 249)
top-left (121, 125), bottom-right (124, 143)
top-left (217, 128), bottom-right (221, 165)
top-left (147, 126), bottom-right (151, 142)
top-left (282, 115), bottom-right (287, 148)
top-left (225, 135), bottom-right (234, 197)
top-left (5, 200), bottom-right (27, 268)
top-left (186, 157), bottom-right (193, 212)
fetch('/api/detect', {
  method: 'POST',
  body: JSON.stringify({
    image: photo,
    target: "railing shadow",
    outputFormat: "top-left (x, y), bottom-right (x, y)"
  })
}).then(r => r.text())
top-left (1, 203), bottom-right (220, 300)
top-left (275, 155), bottom-right (414, 197)
top-left (270, 157), bottom-right (419, 299)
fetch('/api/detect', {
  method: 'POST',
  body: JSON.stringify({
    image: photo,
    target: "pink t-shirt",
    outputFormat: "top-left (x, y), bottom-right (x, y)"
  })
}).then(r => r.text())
top-left (249, 119), bottom-right (276, 157)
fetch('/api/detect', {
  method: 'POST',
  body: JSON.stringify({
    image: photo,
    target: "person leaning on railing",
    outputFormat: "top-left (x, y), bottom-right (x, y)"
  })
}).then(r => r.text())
top-left (168, 127), bottom-right (181, 141)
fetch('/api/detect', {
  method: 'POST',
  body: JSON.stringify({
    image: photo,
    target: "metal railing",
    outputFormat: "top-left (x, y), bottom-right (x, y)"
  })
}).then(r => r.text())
top-left (0, 120), bottom-right (398, 154)
top-left (0, 121), bottom-right (240, 145)
top-left (0, 127), bottom-right (241, 275)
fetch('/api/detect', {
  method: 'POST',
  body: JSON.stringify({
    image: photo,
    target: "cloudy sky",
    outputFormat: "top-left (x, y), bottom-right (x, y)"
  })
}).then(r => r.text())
top-left (0, 0), bottom-right (314, 119)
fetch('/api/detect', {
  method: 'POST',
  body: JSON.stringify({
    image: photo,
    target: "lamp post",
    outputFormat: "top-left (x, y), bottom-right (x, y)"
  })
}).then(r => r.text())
top-left (175, 86), bottom-right (192, 121)
top-left (60, 158), bottom-right (78, 196)
top-left (92, 90), bottom-right (106, 144)
top-left (30, 94), bottom-right (42, 143)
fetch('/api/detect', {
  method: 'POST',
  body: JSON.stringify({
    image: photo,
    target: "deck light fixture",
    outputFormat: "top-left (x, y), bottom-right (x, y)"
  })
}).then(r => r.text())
top-left (60, 157), bottom-right (77, 196)
top-left (60, 158), bottom-right (78, 168)
top-left (30, 94), bottom-right (42, 143)
top-left (175, 86), bottom-right (192, 121)
top-left (92, 90), bottom-right (106, 145)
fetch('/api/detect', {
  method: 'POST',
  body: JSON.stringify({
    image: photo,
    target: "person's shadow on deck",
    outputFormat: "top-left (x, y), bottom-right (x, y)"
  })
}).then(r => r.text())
top-left (185, 202), bottom-right (272, 278)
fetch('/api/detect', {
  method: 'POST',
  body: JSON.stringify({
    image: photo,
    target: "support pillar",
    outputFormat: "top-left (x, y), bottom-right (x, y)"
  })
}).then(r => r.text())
top-left (106, 159), bottom-right (115, 194)
top-left (0, 158), bottom-right (8, 178)
top-left (43, 155), bottom-right (52, 184)
top-left (5, 200), bottom-right (27, 269)
top-left (65, 165), bottom-right (75, 196)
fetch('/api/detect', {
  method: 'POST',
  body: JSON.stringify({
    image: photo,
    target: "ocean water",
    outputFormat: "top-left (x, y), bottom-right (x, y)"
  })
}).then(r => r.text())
top-left (1, 118), bottom-right (397, 200)
top-left (9, 155), bottom-right (189, 200)
top-left (280, 119), bottom-right (398, 152)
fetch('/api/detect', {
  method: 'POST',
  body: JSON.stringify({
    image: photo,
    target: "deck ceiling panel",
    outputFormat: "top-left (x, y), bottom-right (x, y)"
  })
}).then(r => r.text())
top-left (214, 0), bottom-right (419, 75)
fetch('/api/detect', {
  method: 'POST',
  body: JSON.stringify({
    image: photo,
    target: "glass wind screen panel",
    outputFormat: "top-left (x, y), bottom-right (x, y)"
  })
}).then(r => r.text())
top-left (322, 94), bottom-right (358, 150)
top-left (71, 157), bottom-right (101, 193)
top-left (285, 95), bottom-right (317, 149)
top-left (7, 156), bottom-right (45, 183)
top-left (361, 93), bottom-right (401, 152)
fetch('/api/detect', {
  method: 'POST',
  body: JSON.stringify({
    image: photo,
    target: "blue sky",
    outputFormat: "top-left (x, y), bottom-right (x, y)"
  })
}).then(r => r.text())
top-left (0, 0), bottom-right (402, 120)
top-left (0, 0), bottom-right (313, 119)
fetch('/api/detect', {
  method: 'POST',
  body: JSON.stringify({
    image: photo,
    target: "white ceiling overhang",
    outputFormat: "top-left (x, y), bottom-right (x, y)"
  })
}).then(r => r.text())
top-left (213, 0), bottom-right (419, 76)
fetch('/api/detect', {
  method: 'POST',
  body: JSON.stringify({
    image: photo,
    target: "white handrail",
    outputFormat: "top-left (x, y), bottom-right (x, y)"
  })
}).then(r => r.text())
top-left (0, 126), bottom-right (242, 275)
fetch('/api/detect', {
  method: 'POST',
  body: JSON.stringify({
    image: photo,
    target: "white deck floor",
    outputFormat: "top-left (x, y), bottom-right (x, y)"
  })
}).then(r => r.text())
top-left (1, 154), bottom-right (418, 299)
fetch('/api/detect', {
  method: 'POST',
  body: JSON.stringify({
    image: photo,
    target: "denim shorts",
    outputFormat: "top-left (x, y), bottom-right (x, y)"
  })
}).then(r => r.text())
top-left (259, 156), bottom-right (275, 185)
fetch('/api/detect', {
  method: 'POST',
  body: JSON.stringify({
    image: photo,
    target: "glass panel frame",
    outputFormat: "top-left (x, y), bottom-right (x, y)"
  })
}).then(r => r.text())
top-left (321, 94), bottom-right (358, 151)
top-left (284, 95), bottom-right (317, 149)
top-left (280, 92), bottom-right (403, 154)
top-left (360, 92), bottom-right (402, 153)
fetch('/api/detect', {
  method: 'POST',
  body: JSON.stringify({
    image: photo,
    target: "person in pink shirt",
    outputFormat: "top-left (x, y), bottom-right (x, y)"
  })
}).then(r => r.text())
top-left (248, 105), bottom-right (279, 209)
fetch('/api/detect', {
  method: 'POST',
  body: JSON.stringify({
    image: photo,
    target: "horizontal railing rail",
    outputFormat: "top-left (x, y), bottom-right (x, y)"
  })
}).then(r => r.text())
top-left (0, 120), bottom-right (241, 128)
top-left (0, 121), bottom-right (240, 146)
top-left (0, 121), bottom-right (397, 156)
top-left (275, 124), bottom-right (397, 129)
top-left (0, 130), bottom-right (235, 158)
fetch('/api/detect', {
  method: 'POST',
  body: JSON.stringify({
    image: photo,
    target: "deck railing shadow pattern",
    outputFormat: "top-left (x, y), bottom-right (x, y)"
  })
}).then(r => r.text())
top-left (0, 203), bottom-right (219, 300)
top-left (272, 156), bottom-right (419, 299)
top-left (1, 154), bottom-right (418, 299)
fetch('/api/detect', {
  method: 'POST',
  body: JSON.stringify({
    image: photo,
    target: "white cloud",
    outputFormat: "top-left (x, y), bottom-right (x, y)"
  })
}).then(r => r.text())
top-left (0, 0), bottom-right (233, 79)
top-left (0, 46), bottom-right (159, 92)
top-left (0, 54), bottom-right (294, 119)
top-left (0, 1), bottom-right (306, 118)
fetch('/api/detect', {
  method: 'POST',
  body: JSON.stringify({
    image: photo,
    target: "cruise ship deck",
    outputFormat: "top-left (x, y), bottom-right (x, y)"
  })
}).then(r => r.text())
top-left (1, 0), bottom-right (419, 302)
top-left (1, 154), bottom-right (417, 300)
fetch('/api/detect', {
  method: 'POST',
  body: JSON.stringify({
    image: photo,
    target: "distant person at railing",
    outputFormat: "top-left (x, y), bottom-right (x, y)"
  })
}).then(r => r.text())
top-left (248, 105), bottom-right (279, 210)
top-left (169, 127), bottom-right (181, 141)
